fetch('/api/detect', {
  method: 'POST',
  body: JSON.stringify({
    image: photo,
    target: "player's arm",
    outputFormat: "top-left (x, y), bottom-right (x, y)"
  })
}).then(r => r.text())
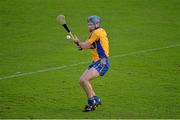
top-left (76, 40), bottom-right (92, 49)
top-left (72, 36), bottom-right (91, 50)
top-left (74, 31), bottom-right (99, 50)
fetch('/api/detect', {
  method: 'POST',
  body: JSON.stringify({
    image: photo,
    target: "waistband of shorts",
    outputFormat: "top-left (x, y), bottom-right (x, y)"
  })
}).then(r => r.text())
top-left (92, 57), bottom-right (109, 62)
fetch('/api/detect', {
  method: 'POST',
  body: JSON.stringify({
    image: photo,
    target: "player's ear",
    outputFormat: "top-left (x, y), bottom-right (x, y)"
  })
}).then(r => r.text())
top-left (95, 23), bottom-right (99, 28)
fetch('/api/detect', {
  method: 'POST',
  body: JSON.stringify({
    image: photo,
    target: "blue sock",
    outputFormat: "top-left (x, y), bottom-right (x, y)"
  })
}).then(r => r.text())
top-left (93, 96), bottom-right (100, 103)
top-left (88, 97), bottom-right (95, 106)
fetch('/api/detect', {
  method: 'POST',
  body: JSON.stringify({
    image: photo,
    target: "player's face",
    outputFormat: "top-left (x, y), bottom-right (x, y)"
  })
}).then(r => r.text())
top-left (88, 22), bottom-right (96, 32)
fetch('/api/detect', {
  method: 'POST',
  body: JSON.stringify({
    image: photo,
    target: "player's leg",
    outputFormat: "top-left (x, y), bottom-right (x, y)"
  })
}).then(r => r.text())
top-left (80, 58), bottom-right (110, 112)
top-left (79, 67), bottom-right (100, 112)
top-left (79, 68), bottom-right (99, 98)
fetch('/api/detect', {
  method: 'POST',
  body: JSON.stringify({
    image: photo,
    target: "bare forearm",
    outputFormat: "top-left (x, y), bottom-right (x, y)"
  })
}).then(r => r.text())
top-left (76, 41), bottom-right (91, 50)
top-left (79, 42), bottom-right (90, 49)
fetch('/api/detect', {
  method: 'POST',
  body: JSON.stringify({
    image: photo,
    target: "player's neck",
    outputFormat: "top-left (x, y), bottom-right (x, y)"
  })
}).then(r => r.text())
top-left (90, 27), bottom-right (101, 32)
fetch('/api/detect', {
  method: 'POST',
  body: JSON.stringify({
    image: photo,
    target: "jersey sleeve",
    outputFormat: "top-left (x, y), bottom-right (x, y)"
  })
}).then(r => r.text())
top-left (88, 30), bottom-right (100, 44)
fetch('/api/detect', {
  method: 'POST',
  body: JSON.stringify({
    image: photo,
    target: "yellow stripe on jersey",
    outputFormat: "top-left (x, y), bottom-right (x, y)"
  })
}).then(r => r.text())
top-left (88, 28), bottom-right (109, 61)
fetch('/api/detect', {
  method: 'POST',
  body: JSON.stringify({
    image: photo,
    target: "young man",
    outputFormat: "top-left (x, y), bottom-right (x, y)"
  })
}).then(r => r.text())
top-left (74, 16), bottom-right (110, 112)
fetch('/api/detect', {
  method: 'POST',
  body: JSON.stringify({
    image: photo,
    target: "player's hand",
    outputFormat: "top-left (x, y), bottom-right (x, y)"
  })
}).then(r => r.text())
top-left (73, 35), bottom-right (79, 43)
top-left (73, 35), bottom-right (83, 50)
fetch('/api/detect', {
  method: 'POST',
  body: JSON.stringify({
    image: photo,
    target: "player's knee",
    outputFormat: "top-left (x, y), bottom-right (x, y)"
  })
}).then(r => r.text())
top-left (79, 77), bottom-right (87, 85)
top-left (79, 80), bottom-right (83, 86)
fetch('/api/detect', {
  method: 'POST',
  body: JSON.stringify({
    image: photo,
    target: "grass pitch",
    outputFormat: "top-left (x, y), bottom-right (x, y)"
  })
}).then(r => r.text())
top-left (0, 0), bottom-right (180, 118)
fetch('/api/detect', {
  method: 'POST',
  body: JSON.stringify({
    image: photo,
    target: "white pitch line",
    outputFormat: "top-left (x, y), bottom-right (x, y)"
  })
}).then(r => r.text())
top-left (0, 62), bottom-right (88, 80)
top-left (111, 44), bottom-right (180, 58)
top-left (0, 44), bottom-right (180, 80)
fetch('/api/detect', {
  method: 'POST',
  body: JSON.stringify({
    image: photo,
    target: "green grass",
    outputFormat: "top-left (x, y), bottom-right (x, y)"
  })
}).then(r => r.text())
top-left (0, 0), bottom-right (180, 118)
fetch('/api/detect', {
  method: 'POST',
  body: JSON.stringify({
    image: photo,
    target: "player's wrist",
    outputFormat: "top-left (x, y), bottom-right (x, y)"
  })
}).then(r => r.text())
top-left (74, 40), bottom-right (80, 46)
